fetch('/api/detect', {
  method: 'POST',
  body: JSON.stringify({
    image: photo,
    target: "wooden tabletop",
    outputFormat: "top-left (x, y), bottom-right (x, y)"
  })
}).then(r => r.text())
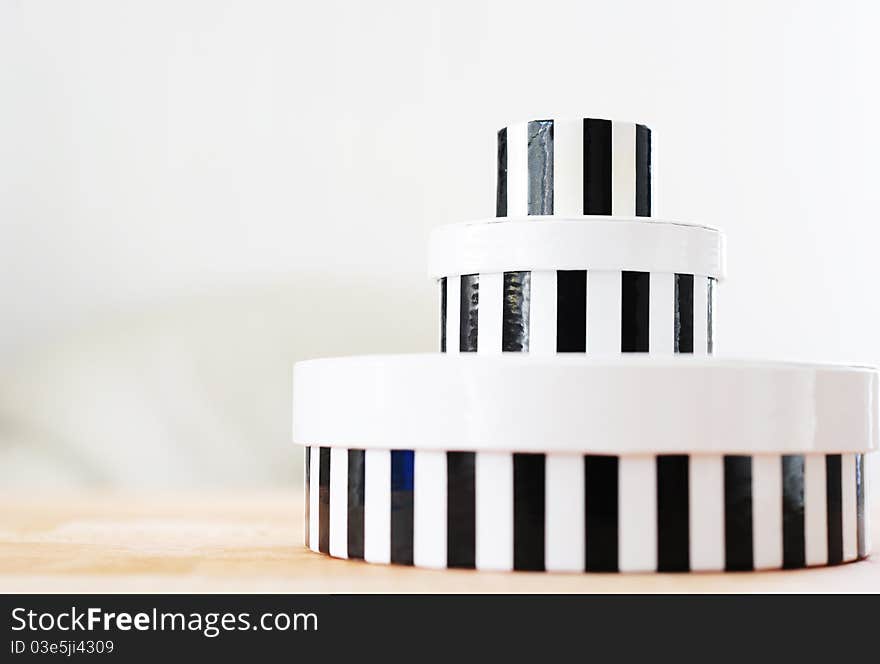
top-left (0, 491), bottom-right (877, 593)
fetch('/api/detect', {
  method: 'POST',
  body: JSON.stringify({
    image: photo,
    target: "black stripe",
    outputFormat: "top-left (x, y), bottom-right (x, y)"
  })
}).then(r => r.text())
top-left (459, 274), bottom-right (479, 352)
top-left (723, 455), bottom-right (754, 571)
top-left (584, 455), bottom-right (618, 572)
top-left (513, 453), bottom-right (545, 571)
top-left (856, 453), bottom-right (866, 559)
top-left (781, 455), bottom-right (806, 569)
top-left (304, 446), bottom-right (310, 549)
top-left (556, 270), bottom-right (586, 352)
top-left (527, 120), bottom-right (553, 215)
top-left (657, 455), bottom-right (689, 572)
top-left (447, 452), bottom-right (476, 569)
top-left (347, 449), bottom-right (365, 559)
top-left (496, 128), bottom-right (507, 216)
top-left (674, 274), bottom-right (694, 353)
top-left (502, 271), bottom-right (530, 352)
top-left (621, 271), bottom-right (650, 352)
top-left (825, 454), bottom-right (843, 565)
top-left (318, 447), bottom-right (330, 554)
top-left (391, 450), bottom-right (414, 565)
top-left (583, 119), bottom-right (612, 215)
top-left (439, 277), bottom-right (447, 353)
top-left (635, 124), bottom-right (651, 216)
top-left (707, 278), bottom-right (714, 354)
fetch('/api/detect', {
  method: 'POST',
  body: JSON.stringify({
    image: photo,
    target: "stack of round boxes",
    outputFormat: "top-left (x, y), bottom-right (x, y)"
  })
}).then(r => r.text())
top-left (293, 118), bottom-right (875, 573)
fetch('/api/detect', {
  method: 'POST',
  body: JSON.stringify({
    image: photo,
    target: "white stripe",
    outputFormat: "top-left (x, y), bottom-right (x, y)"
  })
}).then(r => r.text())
top-left (689, 455), bottom-right (724, 571)
top-left (586, 270), bottom-right (621, 355)
top-left (804, 454), bottom-right (828, 566)
top-left (303, 447), bottom-right (309, 547)
top-left (653, 129), bottom-right (663, 215)
top-left (865, 453), bottom-right (872, 556)
top-left (506, 123), bottom-right (528, 216)
top-left (552, 118), bottom-right (583, 216)
top-left (475, 451), bottom-right (513, 571)
top-left (528, 270), bottom-right (557, 355)
top-left (709, 278), bottom-right (716, 353)
top-left (477, 272), bottom-right (503, 354)
top-left (649, 273), bottom-right (674, 354)
top-left (446, 276), bottom-right (460, 354)
top-left (618, 456), bottom-right (657, 572)
top-left (413, 450), bottom-right (447, 569)
top-left (842, 453), bottom-right (858, 561)
top-left (364, 449), bottom-right (391, 564)
top-left (545, 453), bottom-right (585, 571)
top-left (693, 276), bottom-right (709, 355)
top-left (329, 447), bottom-right (348, 558)
top-left (309, 447), bottom-right (320, 552)
top-left (752, 455), bottom-right (782, 569)
top-left (611, 122), bottom-right (636, 216)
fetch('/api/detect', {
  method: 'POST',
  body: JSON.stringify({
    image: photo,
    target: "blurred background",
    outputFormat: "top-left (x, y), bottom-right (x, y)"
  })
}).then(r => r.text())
top-left (1, 0), bottom-right (878, 489)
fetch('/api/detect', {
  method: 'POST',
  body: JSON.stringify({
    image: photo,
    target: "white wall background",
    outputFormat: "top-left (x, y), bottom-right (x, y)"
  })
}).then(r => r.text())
top-left (1, 0), bottom-right (878, 488)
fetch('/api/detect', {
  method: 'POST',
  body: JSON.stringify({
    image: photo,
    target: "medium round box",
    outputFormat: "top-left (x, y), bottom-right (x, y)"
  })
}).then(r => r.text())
top-left (430, 217), bottom-right (725, 355)
top-left (293, 355), bottom-right (876, 573)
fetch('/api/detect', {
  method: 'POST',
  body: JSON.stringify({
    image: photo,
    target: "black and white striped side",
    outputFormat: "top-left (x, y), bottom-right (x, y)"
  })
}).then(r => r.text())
top-left (496, 119), bottom-right (651, 218)
top-left (306, 448), bottom-right (871, 572)
top-left (438, 271), bottom-right (715, 354)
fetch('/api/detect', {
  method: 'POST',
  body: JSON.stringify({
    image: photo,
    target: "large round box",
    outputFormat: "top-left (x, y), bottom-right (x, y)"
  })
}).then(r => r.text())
top-left (293, 355), bottom-right (876, 573)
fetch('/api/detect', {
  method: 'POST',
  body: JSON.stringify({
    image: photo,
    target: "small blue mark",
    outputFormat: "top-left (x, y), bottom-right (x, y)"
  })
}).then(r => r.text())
top-left (391, 450), bottom-right (414, 491)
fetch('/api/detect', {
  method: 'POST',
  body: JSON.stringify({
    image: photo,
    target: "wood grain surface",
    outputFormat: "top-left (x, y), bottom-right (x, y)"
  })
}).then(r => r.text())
top-left (0, 491), bottom-right (877, 593)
